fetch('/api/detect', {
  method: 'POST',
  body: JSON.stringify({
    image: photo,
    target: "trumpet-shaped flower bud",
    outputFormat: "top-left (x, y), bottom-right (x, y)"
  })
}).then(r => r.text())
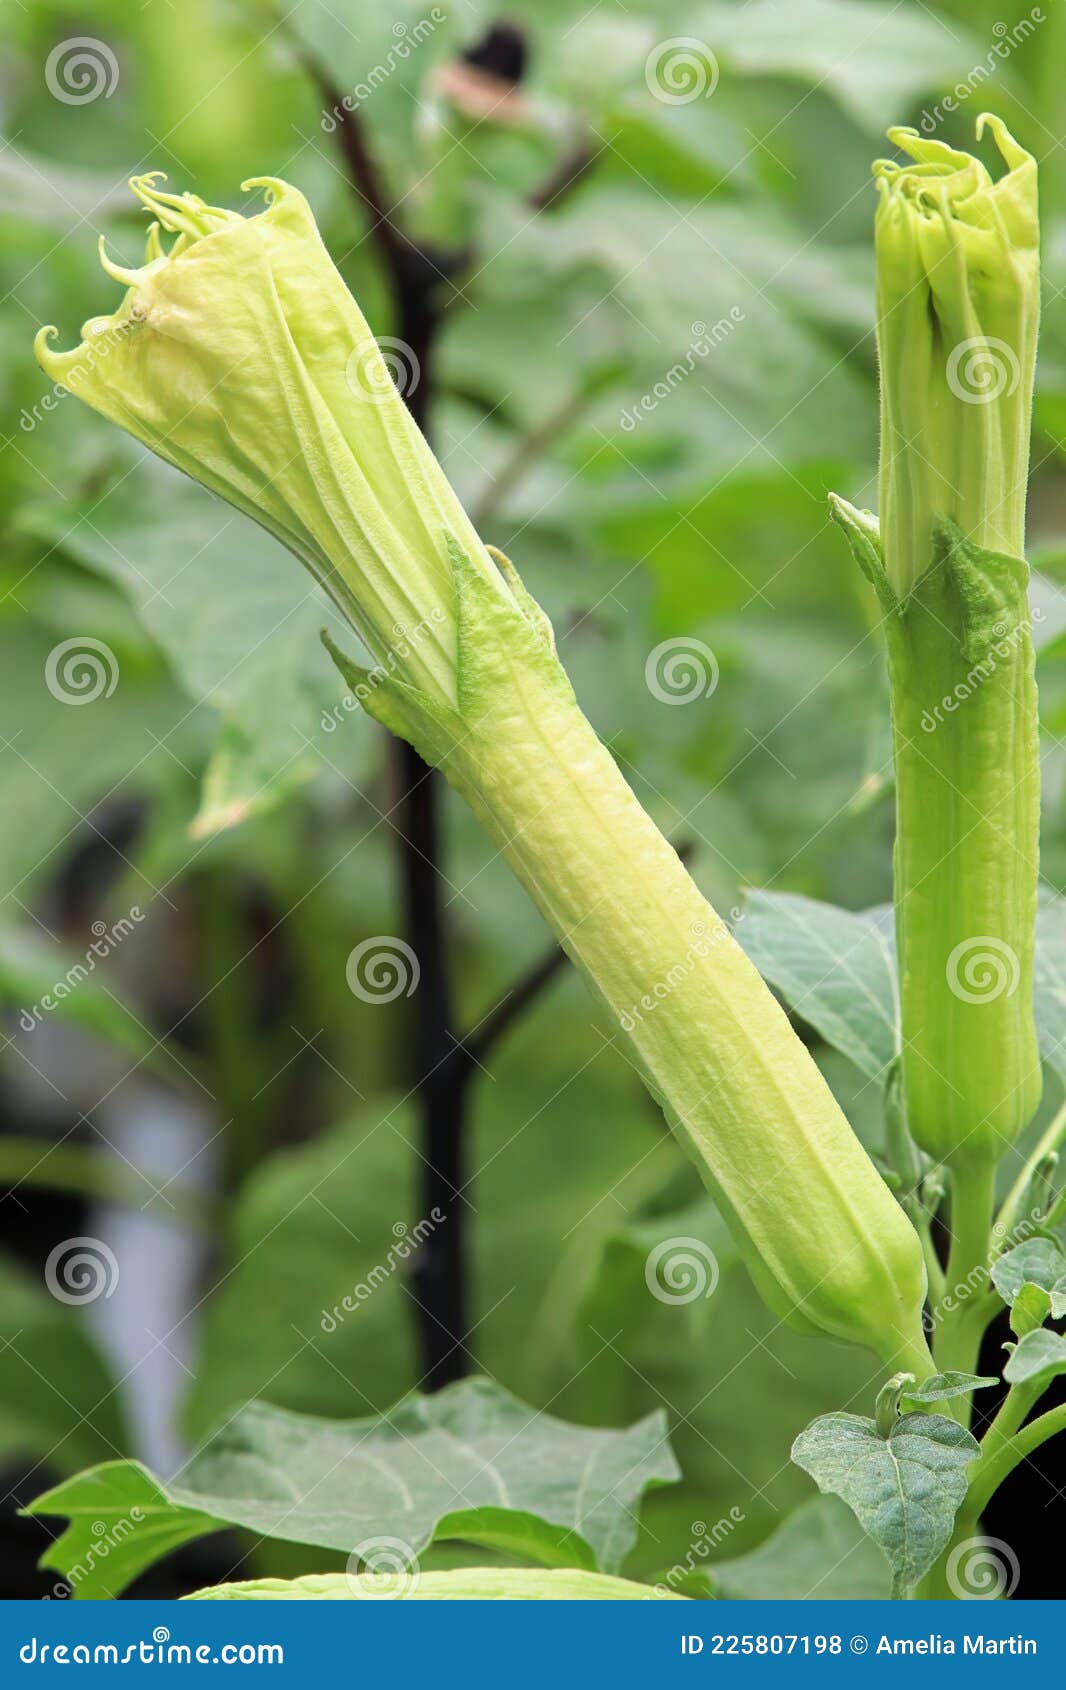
top-left (837, 117), bottom-right (1041, 1169)
top-left (37, 173), bottom-right (933, 1376)
top-left (36, 174), bottom-right (506, 709)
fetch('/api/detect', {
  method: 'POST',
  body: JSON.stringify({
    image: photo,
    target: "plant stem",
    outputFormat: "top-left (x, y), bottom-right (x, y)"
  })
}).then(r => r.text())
top-left (933, 1160), bottom-right (996, 1405)
top-left (993, 1095), bottom-right (1066, 1247)
top-left (967, 1401), bottom-right (1066, 1519)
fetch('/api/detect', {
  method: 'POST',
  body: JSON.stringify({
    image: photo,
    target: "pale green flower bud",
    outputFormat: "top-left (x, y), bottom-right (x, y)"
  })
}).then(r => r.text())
top-left (36, 173), bottom-right (933, 1375)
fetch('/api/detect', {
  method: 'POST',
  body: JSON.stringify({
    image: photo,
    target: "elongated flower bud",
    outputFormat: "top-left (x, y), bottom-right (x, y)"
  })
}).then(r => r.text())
top-left (836, 117), bottom-right (1042, 1170)
top-left (36, 175), bottom-right (932, 1374)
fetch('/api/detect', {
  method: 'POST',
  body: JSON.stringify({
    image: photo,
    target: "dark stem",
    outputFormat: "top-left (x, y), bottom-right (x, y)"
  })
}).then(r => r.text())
top-left (392, 738), bottom-right (469, 1387)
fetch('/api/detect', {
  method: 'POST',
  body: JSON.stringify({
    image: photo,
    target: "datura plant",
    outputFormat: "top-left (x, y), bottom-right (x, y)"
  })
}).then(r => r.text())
top-left (36, 172), bottom-right (931, 1378)
top-left (35, 122), bottom-right (1063, 1602)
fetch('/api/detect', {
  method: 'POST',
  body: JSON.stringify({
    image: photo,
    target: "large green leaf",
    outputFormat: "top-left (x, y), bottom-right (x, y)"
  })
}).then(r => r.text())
top-left (704, 0), bottom-right (982, 130)
top-left (708, 1496), bottom-right (891, 1600)
top-left (739, 891), bottom-right (897, 1081)
top-left (21, 466), bottom-right (365, 834)
top-left (29, 1379), bottom-right (678, 1596)
top-left (792, 1411), bottom-right (978, 1596)
top-left (742, 889), bottom-right (1066, 1090)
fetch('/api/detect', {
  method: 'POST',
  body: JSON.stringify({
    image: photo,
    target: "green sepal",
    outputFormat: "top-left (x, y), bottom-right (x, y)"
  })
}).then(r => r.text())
top-left (486, 544), bottom-right (556, 653)
top-left (828, 493), bottom-right (897, 614)
top-left (448, 533), bottom-right (575, 725)
top-left (319, 630), bottom-right (461, 769)
top-left (903, 518), bottom-right (1031, 666)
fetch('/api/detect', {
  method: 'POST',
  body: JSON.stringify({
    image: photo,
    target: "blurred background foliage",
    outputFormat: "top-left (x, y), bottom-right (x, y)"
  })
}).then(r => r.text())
top-left (1, 0), bottom-right (1065, 1595)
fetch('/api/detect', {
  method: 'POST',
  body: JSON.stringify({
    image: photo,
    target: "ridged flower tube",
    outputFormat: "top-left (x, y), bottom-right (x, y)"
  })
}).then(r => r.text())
top-left (841, 116), bottom-right (1041, 1172)
top-left (36, 174), bottom-right (932, 1376)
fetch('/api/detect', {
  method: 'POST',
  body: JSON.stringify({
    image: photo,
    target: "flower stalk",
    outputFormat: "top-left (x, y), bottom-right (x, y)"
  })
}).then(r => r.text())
top-left (36, 173), bottom-right (933, 1376)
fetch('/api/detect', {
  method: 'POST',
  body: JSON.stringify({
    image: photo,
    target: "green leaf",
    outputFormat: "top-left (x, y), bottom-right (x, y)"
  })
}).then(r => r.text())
top-left (30, 1379), bottom-right (678, 1597)
top-left (900, 1373), bottom-right (997, 1408)
top-left (21, 466), bottom-right (364, 833)
top-left (739, 891), bottom-right (897, 1081)
top-left (1009, 1282), bottom-right (1053, 1339)
top-left (991, 1238), bottom-right (1066, 1318)
top-left (706, 0), bottom-right (983, 130)
top-left (187, 1568), bottom-right (683, 1601)
top-left (26, 1463), bottom-right (224, 1601)
top-left (791, 1411), bottom-right (978, 1595)
top-left (0, 1254), bottom-right (128, 1477)
top-left (1003, 1327), bottom-right (1066, 1390)
top-left (741, 889), bottom-right (1066, 1091)
top-left (707, 1496), bottom-right (891, 1600)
